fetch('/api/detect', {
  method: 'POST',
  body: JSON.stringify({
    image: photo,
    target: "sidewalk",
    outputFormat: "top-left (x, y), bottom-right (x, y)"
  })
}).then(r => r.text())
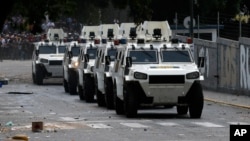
top-left (204, 90), bottom-right (250, 109)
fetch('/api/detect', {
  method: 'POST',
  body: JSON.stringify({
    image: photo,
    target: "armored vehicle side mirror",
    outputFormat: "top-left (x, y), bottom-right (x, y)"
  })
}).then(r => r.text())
top-left (105, 55), bottom-right (111, 65)
top-left (68, 51), bottom-right (73, 59)
top-left (84, 54), bottom-right (89, 62)
top-left (35, 50), bottom-right (39, 56)
top-left (125, 57), bottom-right (132, 68)
top-left (198, 56), bottom-right (205, 67)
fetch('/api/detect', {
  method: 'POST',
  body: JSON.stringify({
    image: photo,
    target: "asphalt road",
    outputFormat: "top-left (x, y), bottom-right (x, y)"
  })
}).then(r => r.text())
top-left (0, 60), bottom-right (249, 141)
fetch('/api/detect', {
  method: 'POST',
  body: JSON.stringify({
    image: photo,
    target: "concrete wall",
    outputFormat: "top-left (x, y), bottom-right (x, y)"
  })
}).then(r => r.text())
top-left (180, 36), bottom-right (250, 96)
top-left (239, 37), bottom-right (250, 95)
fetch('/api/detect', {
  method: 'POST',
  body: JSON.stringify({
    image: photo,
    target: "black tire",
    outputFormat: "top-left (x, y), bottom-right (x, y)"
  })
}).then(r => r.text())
top-left (63, 78), bottom-right (69, 93)
top-left (32, 65), bottom-right (36, 84)
top-left (95, 77), bottom-right (106, 107)
top-left (68, 69), bottom-right (78, 95)
top-left (177, 106), bottom-right (188, 115)
top-left (187, 81), bottom-right (204, 118)
top-left (35, 64), bottom-right (43, 85)
top-left (113, 82), bottom-right (124, 115)
top-left (78, 84), bottom-right (85, 100)
top-left (104, 76), bottom-right (114, 109)
top-left (32, 73), bottom-right (36, 84)
top-left (83, 74), bottom-right (95, 102)
top-left (124, 82), bottom-right (138, 118)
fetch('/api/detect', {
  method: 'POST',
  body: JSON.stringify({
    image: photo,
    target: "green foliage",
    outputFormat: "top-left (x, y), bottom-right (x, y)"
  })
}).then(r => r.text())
top-left (128, 0), bottom-right (153, 25)
top-left (112, 0), bottom-right (128, 9)
top-left (1, 0), bottom-right (245, 33)
top-left (92, 0), bottom-right (110, 8)
top-left (224, 0), bottom-right (242, 15)
top-left (197, 0), bottom-right (241, 16)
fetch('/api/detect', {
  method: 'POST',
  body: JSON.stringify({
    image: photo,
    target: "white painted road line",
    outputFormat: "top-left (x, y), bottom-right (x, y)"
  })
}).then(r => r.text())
top-left (86, 123), bottom-right (112, 129)
top-left (120, 123), bottom-right (149, 128)
top-left (157, 122), bottom-right (180, 126)
top-left (59, 117), bottom-right (85, 122)
top-left (192, 122), bottom-right (224, 127)
top-left (228, 122), bottom-right (250, 125)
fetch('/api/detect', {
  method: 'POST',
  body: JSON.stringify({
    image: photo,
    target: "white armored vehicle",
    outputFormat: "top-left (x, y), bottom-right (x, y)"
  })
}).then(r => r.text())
top-left (77, 25), bottom-right (100, 102)
top-left (94, 23), bottom-right (141, 109)
top-left (111, 21), bottom-right (204, 118)
top-left (93, 23), bottom-right (120, 108)
top-left (98, 24), bottom-right (119, 40)
top-left (94, 40), bottom-right (118, 108)
top-left (141, 20), bottom-right (172, 42)
top-left (119, 22), bottom-right (142, 40)
top-left (63, 41), bottom-right (81, 95)
top-left (32, 40), bottom-right (66, 85)
top-left (80, 25), bottom-right (100, 40)
top-left (47, 28), bottom-right (67, 41)
top-left (77, 39), bottom-right (99, 102)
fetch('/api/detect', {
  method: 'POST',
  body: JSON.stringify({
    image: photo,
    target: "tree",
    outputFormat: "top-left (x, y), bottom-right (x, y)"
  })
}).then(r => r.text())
top-left (0, 0), bottom-right (245, 34)
top-left (0, 0), bottom-right (14, 31)
top-left (128, 0), bottom-right (153, 24)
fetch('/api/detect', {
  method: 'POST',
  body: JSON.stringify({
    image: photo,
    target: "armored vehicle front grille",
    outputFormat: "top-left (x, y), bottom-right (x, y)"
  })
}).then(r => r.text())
top-left (49, 60), bottom-right (63, 65)
top-left (149, 75), bottom-right (185, 84)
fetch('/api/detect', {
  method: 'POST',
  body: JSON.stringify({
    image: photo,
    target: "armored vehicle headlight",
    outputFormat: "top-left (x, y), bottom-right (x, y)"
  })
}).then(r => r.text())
top-left (40, 58), bottom-right (49, 63)
top-left (134, 72), bottom-right (147, 79)
top-left (71, 61), bottom-right (79, 68)
top-left (186, 71), bottom-right (200, 79)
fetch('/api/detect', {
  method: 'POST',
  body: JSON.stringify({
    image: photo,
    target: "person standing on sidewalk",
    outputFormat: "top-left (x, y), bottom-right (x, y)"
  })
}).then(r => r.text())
top-left (0, 35), bottom-right (5, 61)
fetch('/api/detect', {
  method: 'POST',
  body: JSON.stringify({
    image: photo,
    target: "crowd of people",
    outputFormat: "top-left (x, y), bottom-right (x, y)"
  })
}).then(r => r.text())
top-left (0, 32), bottom-right (39, 61)
top-left (0, 14), bottom-right (83, 61)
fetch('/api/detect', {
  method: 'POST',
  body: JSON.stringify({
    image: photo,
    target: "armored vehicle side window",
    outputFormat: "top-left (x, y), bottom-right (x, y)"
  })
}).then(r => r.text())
top-left (161, 50), bottom-right (191, 62)
top-left (128, 49), bottom-right (158, 64)
top-left (71, 47), bottom-right (80, 56)
top-left (39, 45), bottom-right (57, 54)
top-left (87, 48), bottom-right (97, 59)
top-left (58, 45), bottom-right (66, 53)
top-left (107, 48), bottom-right (117, 61)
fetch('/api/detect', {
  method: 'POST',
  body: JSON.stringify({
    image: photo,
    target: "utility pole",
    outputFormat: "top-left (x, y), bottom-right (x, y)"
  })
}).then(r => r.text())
top-left (190, 0), bottom-right (194, 41)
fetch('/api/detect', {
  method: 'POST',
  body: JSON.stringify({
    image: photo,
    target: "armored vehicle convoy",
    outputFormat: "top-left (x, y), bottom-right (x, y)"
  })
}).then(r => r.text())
top-left (94, 23), bottom-right (141, 109)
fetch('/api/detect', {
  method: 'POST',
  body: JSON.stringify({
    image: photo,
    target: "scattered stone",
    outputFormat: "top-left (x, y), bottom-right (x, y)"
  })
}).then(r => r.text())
top-left (32, 121), bottom-right (43, 132)
top-left (12, 134), bottom-right (29, 141)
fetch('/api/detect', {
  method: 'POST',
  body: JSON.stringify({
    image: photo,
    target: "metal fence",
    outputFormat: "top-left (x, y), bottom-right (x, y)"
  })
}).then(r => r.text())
top-left (172, 12), bottom-right (250, 41)
top-left (0, 39), bottom-right (34, 61)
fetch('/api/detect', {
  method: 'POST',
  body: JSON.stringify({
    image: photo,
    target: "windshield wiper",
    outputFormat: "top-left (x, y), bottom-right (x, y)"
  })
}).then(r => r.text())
top-left (173, 47), bottom-right (189, 57)
top-left (140, 47), bottom-right (154, 58)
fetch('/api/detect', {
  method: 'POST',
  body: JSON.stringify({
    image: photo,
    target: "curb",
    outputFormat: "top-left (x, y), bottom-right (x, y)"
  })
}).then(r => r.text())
top-left (204, 98), bottom-right (250, 109)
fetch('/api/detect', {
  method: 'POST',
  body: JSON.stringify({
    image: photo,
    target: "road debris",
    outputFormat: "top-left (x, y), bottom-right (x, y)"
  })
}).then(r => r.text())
top-left (32, 121), bottom-right (43, 132)
top-left (7, 92), bottom-right (33, 94)
top-left (12, 134), bottom-right (29, 141)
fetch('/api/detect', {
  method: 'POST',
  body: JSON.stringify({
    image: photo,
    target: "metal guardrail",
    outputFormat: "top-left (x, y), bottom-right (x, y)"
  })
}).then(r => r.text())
top-left (0, 41), bottom-right (34, 60)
